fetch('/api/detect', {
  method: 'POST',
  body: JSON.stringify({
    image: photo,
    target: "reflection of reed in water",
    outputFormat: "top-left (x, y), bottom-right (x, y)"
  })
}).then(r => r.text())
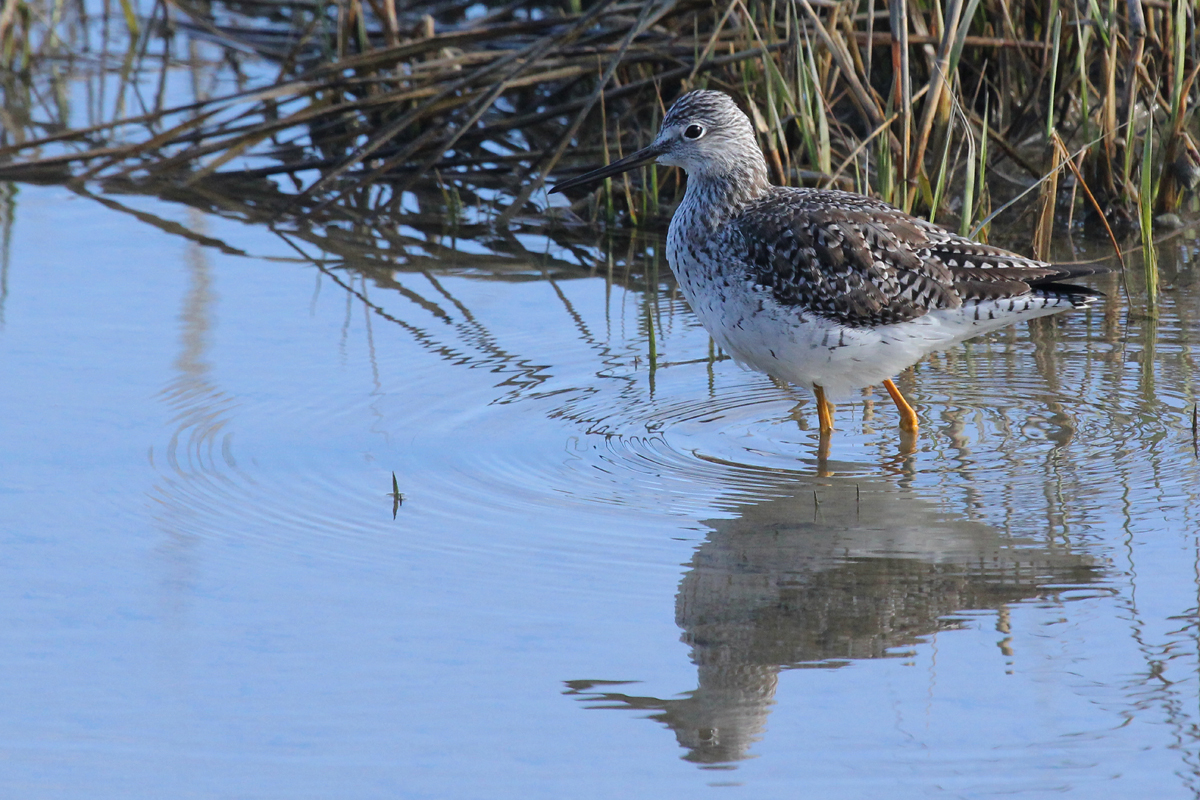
top-left (148, 210), bottom-right (242, 613)
top-left (569, 476), bottom-right (1099, 765)
top-left (155, 212), bottom-right (239, 479)
top-left (0, 181), bottom-right (12, 327)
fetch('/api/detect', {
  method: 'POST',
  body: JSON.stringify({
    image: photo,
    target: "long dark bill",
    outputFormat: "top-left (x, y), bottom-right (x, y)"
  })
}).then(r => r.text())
top-left (548, 141), bottom-right (668, 194)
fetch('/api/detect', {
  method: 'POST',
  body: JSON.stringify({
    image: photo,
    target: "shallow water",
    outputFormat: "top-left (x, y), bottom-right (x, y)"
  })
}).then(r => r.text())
top-left (1, 181), bottom-right (1199, 798)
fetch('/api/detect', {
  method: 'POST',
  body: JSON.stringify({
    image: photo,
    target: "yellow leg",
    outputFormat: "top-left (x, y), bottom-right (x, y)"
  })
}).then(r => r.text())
top-left (814, 384), bottom-right (835, 436)
top-left (882, 378), bottom-right (919, 434)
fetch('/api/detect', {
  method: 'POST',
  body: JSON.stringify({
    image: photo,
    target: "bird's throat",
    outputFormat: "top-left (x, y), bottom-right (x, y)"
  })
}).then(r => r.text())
top-left (677, 171), bottom-right (770, 233)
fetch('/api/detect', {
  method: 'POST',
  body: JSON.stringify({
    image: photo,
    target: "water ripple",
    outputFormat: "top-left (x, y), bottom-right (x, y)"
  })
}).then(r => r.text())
top-left (144, 255), bottom-right (1200, 571)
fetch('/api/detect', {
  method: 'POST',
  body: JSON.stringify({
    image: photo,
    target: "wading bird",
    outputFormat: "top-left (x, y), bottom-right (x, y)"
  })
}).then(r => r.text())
top-left (550, 90), bottom-right (1104, 443)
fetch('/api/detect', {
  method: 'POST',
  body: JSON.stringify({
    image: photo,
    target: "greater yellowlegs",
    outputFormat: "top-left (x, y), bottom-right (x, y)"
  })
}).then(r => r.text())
top-left (550, 89), bottom-right (1104, 439)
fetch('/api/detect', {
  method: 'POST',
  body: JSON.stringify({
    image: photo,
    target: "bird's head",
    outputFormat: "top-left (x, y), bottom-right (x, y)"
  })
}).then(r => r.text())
top-left (549, 90), bottom-right (765, 194)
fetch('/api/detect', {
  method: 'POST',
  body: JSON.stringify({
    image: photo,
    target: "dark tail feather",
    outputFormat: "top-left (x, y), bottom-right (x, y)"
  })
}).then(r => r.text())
top-left (1033, 260), bottom-right (1110, 307)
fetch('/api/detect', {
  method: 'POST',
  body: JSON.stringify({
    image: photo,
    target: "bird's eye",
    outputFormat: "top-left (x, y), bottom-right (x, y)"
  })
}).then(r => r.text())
top-left (683, 124), bottom-right (705, 140)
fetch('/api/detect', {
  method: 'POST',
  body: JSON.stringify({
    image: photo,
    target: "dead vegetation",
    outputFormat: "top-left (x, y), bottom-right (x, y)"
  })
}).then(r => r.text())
top-left (0, 0), bottom-right (1197, 267)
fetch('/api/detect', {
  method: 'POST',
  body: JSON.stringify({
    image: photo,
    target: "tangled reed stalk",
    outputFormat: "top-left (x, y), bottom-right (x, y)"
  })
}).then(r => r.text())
top-left (0, 0), bottom-right (1196, 246)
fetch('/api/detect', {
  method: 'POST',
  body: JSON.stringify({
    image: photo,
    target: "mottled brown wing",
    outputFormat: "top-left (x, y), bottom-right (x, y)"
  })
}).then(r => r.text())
top-left (734, 188), bottom-right (1105, 326)
top-left (734, 201), bottom-right (964, 328)
top-left (910, 221), bottom-right (1107, 302)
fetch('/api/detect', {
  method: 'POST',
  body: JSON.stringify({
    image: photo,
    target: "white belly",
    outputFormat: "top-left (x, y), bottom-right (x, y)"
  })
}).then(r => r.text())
top-left (672, 257), bottom-right (1072, 400)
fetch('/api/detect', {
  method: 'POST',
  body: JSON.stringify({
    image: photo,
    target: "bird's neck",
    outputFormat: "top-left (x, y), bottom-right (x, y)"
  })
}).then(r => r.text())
top-left (677, 162), bottom-right (771, 231)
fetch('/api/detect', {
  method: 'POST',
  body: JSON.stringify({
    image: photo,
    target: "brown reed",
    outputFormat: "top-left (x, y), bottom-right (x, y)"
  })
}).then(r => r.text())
top-left (0, 0), bottom-right (1195, 249)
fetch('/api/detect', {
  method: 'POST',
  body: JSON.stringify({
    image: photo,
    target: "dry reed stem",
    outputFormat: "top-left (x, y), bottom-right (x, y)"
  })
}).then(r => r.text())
top-left (496, 0), bottom-right (678, 226)
top-left (908, 0), bottom-right (961, 198)
top-left (0, 0), bottom-right (1195, 236)
top-left (1053, 131), bottom-right (1126, 271)
top-left (1032, 142), bottom-right (1060, 260)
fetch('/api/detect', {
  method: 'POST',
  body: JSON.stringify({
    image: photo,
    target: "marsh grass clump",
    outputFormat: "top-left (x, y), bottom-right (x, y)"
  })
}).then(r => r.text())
top-left (0, 0), bottom-right (1197, 241)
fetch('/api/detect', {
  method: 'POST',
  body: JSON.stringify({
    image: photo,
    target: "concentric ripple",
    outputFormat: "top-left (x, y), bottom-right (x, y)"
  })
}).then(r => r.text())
top-left (139, 248), bottom-right (1200, 575)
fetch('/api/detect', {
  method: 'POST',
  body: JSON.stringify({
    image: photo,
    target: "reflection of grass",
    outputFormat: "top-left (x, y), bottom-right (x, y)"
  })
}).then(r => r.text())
top-left (0, 0), bottom-right (1196, 243)
top-left (1193, 404), bottom-right (1198, 458)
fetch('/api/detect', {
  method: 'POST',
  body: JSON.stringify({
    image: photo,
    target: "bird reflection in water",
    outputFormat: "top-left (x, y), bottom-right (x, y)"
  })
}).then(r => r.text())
top-left (565, 475), bottom-right (1099, 766)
